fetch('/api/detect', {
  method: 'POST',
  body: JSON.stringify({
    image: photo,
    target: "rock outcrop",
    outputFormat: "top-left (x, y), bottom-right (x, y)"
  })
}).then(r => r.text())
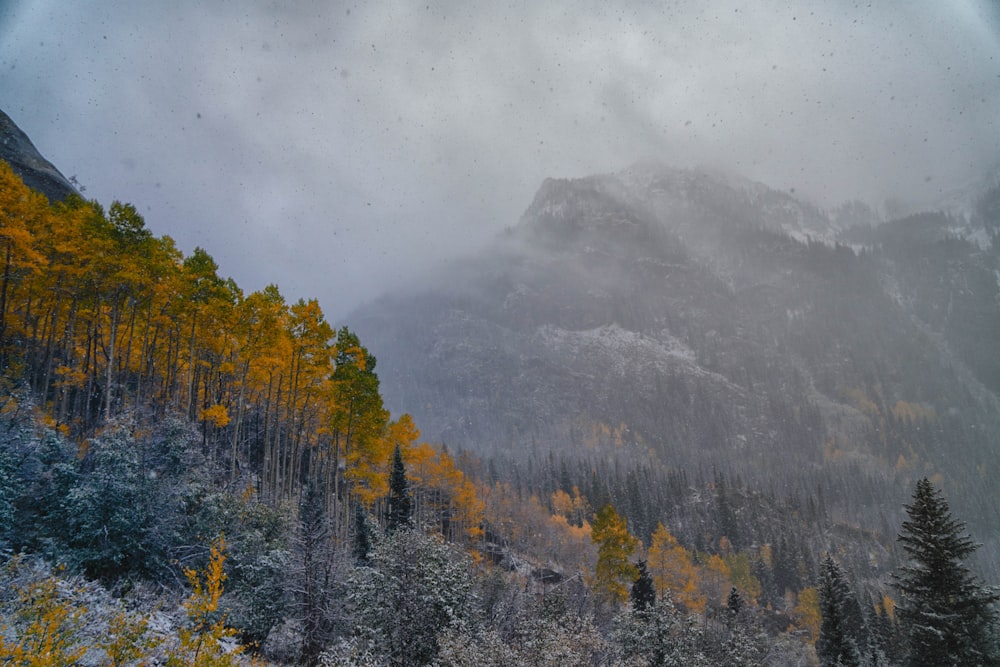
top-left (0, 108), bottom-right (77, 202)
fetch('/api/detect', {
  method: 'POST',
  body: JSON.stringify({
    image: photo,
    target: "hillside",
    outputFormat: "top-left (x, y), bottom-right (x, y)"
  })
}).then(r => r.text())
top-left (354, 162), bottom-right (1000, 572)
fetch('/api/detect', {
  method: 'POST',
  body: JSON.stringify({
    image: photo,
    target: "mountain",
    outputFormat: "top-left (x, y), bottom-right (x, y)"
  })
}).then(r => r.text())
top-left (3, 110), bottom-right (997, 662)
top-left (353, 161), bottom-right (1000, 571)
top-left (0, 108), bottom-right (77, 202)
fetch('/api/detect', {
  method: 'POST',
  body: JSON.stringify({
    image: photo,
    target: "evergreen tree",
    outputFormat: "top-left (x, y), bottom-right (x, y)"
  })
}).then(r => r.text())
top-left (726, 586), bottom-right (743, 626)
top-left (773, 535), bottom-right (801, 597)
top-left (631, 560), bottom-right (656, 611)
top-left (386, 444), bottom-right (412, 531)
top-left (894, 478), bottom-right (999, 667)
top-left (611, 594), bottom-right (708, 666)
top-left (353, 501), bottom-right (373, 565)
top-left (348, 529), bottom-right (472, 666)
top-left (869, 595), bottom-right (903, 667)
top-left (817, 553), bottom-right (862, 667)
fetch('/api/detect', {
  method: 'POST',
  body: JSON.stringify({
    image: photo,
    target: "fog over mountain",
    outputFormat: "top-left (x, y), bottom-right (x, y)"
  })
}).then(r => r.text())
top-left (2, 0), bottom-right (998, 315)
top-left (352, 160), bottom-right (1000, 578)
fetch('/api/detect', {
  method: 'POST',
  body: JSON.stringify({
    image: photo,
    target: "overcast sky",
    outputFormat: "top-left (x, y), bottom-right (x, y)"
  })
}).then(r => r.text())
top-left (1, 1), bottom-right (998, 316)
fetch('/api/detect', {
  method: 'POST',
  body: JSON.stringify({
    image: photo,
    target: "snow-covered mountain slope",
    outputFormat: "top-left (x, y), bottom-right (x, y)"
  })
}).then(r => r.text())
top-left (353, 162), bottom-right (1000, 538)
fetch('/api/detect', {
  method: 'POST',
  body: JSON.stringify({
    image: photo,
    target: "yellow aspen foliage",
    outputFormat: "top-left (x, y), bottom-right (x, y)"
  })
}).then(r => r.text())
top-left (793, 586), bottom-right (821, 641)
top-left (98, 610), bottom-right (161, 667)
top-left (450, 473), bottom-right (485, 540)
top-left (548, 514), bottom-right (593, 548)
top-left (401, 441), bottom-right (437, 486)
top-left (590, 504), bottom-right (639, 605)
top-left (647, 523), bottom-right (705, 614)
top-left (699, 553), bottom-right (732, 607)
top-left (0, 161), bottom-right (48, 269)
top-left (550, 487), bottom-right (590, 527)
top-left (551, 489), bottom-right (574, 517)
top-left (350, 414), bottom-right (418, 507)
top-left (479, 481), bottom-right (596, 574)
top-left (759, 542), bottom-right (773, 568)
top-left (0, 574), bottom-right (86, 667)
top-left (878, 593), bottom-right (896, 621)
top-left (166, 536), bottom-right (243, 667)
top-left (477, 481), bottom-right (516, 541)
top-left (0, 160), bottom-right (433, 523)
top-left (407, 439), bottom-right (485, 540)
top-left (200, 404), bottom-right (231, 428)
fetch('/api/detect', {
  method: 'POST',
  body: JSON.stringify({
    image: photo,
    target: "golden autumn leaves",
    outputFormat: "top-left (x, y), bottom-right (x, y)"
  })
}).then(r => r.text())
top-left (0, 159), bottom-right (483, 540)
top-left (588, 502), bottom-right (819, 636)
top-left (0, 539), bottom-right (245, 666)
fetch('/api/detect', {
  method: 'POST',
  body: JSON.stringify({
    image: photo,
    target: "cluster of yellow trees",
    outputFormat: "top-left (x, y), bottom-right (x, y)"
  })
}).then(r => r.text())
top-left (476, 480), bottom-right (805, 621)
top-left (583, 500), bottom-right (825, 637)
top-left (480, 477), bottom-right (822, 618)
top-left (0, 160), bottom-right (482, 540)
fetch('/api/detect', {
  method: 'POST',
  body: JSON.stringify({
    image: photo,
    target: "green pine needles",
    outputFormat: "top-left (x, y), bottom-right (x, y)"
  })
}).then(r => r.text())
top-left (894, 478), bottom-right (999, 667)
top-left (386, 444), bottom-right (413, 531)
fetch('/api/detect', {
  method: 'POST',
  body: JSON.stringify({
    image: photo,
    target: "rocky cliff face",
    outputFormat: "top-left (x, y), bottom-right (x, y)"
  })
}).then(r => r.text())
top-left (0, 108), bottom-right (77, 202)
top-left (353, 162), bottom-right (1000, 542)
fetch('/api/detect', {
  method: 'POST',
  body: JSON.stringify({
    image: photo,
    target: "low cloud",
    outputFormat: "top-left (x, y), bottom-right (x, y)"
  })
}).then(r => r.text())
top-left (1, 0), bottom-right (997, 314)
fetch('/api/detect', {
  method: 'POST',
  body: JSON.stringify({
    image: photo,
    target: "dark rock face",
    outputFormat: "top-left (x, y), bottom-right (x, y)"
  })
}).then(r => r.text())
top-left (0, 108), bottom-right (77, 202)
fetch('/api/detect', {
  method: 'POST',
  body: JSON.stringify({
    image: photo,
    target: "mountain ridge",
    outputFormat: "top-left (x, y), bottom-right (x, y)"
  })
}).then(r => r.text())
top-left (352, 160), bottom-right (1000, 573)
top-left (0, 108), bottom-right (77, 202)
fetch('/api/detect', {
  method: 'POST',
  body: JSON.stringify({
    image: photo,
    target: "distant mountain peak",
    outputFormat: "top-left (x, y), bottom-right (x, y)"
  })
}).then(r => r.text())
top-left (517, 162), bottom-right (837, 257)
top-left (0, 108), bottom-right (77, 202)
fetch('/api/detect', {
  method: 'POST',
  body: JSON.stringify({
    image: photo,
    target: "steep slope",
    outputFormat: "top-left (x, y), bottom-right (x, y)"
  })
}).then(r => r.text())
top-left (353, 162), bottom-right (1000, 563)
top-left (0, 108), bottom-right (77, 202)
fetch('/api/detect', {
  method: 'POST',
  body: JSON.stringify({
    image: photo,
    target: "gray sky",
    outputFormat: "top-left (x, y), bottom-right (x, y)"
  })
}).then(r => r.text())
top-left (1, 0), bottom-right (998, 316)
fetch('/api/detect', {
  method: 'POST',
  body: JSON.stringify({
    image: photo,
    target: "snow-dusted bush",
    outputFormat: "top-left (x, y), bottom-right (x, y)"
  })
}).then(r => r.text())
top-left (347, 528), bottom-right (474, 666)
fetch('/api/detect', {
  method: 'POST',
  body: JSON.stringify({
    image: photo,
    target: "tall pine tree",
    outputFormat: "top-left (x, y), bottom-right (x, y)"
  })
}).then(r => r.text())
top-left (386, 444), bottom-right (412, 531)
top-left (817, 553), bottom-right (863, 667)
top-left (631, 560), bottom-right (656, 611)
top-left (894, 478), bottom-right (999, 667)
top-left (726, 587), bottom-right (743, 627)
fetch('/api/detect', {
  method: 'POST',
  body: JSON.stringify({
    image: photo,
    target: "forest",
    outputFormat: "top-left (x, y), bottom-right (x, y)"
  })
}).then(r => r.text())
top-left (1, 158), bottom-right (998, 665)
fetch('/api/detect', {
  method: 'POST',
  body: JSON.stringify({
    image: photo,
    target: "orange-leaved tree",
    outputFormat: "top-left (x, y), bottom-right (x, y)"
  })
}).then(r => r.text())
top-left (647, 522), bottom-right (705, 614)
